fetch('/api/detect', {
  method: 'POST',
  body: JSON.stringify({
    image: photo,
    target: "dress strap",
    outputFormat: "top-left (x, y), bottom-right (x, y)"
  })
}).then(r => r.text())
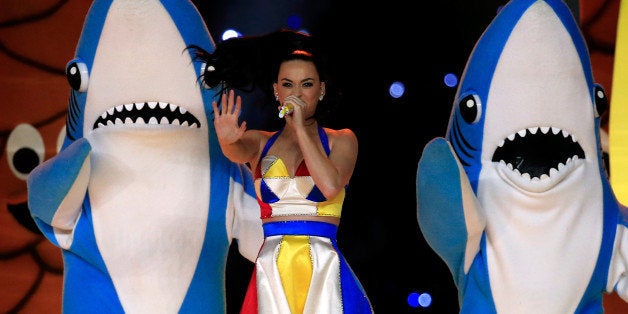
top-left (317, 125), bottom-right (331, 156)
top-left (258, 128), bottom-right (283, 164)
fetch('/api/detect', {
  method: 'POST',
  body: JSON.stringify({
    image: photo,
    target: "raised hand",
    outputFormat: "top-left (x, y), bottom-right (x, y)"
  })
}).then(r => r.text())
top-left (213, 89), bottom-right (247, 145)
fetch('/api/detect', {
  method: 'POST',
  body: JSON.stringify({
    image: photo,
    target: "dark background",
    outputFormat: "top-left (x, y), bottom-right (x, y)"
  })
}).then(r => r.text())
top-left (191, 1), bottom-right (514, 313)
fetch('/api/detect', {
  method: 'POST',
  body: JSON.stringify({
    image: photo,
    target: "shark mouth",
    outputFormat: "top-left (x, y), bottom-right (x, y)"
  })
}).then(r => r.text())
top-left (92, 102), bottom-right (201, 130)
top-left (492, 126), bottom-right (584, 189)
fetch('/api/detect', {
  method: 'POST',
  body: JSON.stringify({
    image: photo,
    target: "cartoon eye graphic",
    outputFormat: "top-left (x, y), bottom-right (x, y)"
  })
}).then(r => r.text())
top-left (458, 93), bottom-right (482, 124)
top-left (6, 123), bottom-right (44, 181)
top-left (593, 84), bottom-right (608, 119)
top-left (66, 59), bottom-right (89, 92)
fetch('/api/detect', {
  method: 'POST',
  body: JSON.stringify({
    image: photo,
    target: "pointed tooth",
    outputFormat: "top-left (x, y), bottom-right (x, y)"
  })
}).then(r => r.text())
top-left (517, 130), bottom-right (526, 137)
top-left (532, 176), bottom-right (540, 182)
top-left (498, 139), bottom-right (505, 147)
top-left (125, 117), bottom-right (133, 124)
top-left (160, 117), bottom-right (169, 124)
top-left (540, 174), bottom-right (550, 180)
top-left (551, 127), bottom-right (560, 134)
top-left (190, 122), bottom-right (198, 128)
top-left (115, 117), bottom-right (123, 125)
top-left (169, 104), bottom-right (177, 112)
top-left (558, 163), bottom-right (565, 171)
top-left (179, 107), bottom-right (187, 114)
top-left (136, 117), bottom-right (146, 124)
top-left (101, 112), bottom-right (107, 119)
top-left (148, 117), bottom-right (159, 124)
top-left (507, 134), bottom-right (515, 141)
top-left (98, 122), bottom-right (105, 128)
top-left (136, 102), bottom-right (145, 110)
top-left (106, 120), bottom-right (114, 126)
top-left (561, 130), bottom-right (569, 137)
top-left (522, 172), bottom-right (531, 180)
top-left (508, 163), bottom-right (514, 170)
top-left (148, 101), bottom-right (157, 109)
top-left (181, 120), bottom-right (189, 126)
top-left (107, 108), bottom-right (115, 115)
top-left (125, 104), bottom-right (134, 111)
top-left (116, 105), bottom-right (124, 112)
top-left (528, 127), bottom-right (538, 134)
top-left (172, 119), bottom-right (181, 126)
top-left (159, 102), bottom-right (168, 109)
top-left (540, 126), bottom-right (550, 134)
top-left (549, 168), bottom-right (558, 177)
top-left (570, 134), bottom-right (577, 142)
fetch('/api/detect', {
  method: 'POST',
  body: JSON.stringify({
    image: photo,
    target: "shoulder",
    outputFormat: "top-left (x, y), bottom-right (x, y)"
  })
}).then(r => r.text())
top-left (323, 127), bottom-right (358, 149)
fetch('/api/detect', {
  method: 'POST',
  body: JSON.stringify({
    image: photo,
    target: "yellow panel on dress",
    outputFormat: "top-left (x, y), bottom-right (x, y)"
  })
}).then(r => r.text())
top-left (277, 235), bottom-right (312, 314)
top-left (317, 189), bottom-right (344, 217)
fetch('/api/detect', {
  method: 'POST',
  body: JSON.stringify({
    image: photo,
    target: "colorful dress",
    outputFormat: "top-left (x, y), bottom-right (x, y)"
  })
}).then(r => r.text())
top-left (241, 126), bottom-right (373, 314)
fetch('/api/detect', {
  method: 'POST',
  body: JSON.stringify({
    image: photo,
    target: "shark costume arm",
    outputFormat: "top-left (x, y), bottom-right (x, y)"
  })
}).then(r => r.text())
top-left (226, 163), bottom-right (263, 262)
top-left (417, 137), bottom-right (485, 285)
top-left (27, 138), bottom-right (91, 249)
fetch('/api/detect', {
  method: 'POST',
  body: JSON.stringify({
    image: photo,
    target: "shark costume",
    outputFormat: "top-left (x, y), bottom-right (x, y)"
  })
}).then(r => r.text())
top-left (416, 0), bottom-right (628, 313)
top-left (26, 0), bottom-right (263, 313)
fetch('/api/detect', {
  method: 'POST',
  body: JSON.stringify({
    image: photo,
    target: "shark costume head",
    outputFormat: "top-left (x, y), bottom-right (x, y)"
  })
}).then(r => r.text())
top-left (416, 0), bottom-right (628, 312)
top-left (27, 0), bottom-right (263, 312)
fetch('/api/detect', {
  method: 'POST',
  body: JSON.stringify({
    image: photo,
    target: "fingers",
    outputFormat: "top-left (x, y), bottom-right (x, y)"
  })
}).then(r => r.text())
top-left (212, 100), bottom-right (219, 116)
top-left (220, 93), bottom-right (229, 115)
top-left (216, 90), bottom-right (241, 116)
top-left (284, 95), bottom-right (305, 108)
top-left (234, 93), bottom-right (242, 114)
top-left (228, 89), bottom-right (235, 113)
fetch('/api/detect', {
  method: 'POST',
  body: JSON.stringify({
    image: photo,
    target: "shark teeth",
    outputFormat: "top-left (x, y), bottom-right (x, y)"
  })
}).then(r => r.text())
top-left (492, 126), bottom-right (584, 180)
top-left (93, 102), bottom-right (201, 130)
top-left (497, 156), bottom-right (583, 193)
top-left (496, 127), bottom-right (577, 148)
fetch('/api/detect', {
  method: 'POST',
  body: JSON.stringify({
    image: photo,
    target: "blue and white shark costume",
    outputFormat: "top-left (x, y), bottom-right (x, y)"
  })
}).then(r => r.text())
top-left (416, 0), bottom-right (628, 313)
top-left (26, 0), bottom-right (263, 313)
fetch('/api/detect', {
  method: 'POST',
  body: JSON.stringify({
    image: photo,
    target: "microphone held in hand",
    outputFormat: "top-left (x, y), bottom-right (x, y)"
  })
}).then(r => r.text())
top-left (278, 103), bottom-right (294, 118)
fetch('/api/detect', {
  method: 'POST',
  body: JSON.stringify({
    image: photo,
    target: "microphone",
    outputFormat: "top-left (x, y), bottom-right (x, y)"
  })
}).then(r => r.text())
top-left (278, 103), bottom-right (294, 118)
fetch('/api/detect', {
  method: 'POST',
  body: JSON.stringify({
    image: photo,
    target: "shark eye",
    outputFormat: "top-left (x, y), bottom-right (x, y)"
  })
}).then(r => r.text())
top-left (6, 123), bottom-right (44, 181)
top-left (458, 93), bottom-right (482, 124)
top-left (66, 59), bottom-right (89, 92)
top-left (593, 84), bottom-right (608, 118)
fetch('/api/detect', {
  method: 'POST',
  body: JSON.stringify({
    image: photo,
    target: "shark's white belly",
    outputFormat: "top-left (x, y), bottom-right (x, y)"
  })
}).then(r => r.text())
top-left (480, 163), bottom-right (603, 314)
top-left (88, 130), bottom-right (210, 313)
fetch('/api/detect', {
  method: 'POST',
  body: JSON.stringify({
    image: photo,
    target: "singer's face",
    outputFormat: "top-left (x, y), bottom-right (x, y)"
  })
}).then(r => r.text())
top-left (274, 60), bottom-right (325, 114)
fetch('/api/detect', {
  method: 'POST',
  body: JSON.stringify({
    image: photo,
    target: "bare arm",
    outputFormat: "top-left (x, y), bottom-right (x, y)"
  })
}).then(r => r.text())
top-left (296, 127), bottom-right (358, 199)
top-left (282, 94), bottom-right (358, 199)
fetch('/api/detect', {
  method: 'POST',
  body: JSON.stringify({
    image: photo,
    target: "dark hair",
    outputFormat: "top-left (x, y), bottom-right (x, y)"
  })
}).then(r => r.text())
top-left (188, 29), bottom-right (336, 127)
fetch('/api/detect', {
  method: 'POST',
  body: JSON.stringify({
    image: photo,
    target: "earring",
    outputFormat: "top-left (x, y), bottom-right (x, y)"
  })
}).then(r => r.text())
top-left (319, 94), bottom-right (324, 101)
top-left (275, 94), bottom-right (279, 101)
